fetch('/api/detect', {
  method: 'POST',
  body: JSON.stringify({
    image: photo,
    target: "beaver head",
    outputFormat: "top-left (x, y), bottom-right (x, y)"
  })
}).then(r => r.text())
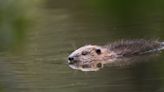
top-left (68, 45), bottom-right (116, 71)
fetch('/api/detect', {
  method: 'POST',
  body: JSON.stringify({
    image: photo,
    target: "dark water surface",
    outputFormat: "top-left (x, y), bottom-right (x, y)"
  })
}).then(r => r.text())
top-left (0, 0), bottom-right (164, 92)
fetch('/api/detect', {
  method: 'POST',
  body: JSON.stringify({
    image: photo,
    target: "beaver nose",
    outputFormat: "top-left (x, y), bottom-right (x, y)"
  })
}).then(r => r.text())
top-left (68, 57), bottom-right (75, 64)
top-left (68, 57), bottom-right (74, 61)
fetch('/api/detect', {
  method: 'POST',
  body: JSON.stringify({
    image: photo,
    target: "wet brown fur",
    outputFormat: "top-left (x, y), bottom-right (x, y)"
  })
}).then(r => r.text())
top-left (68, 39), bottom-right (164, 71)
top-left (105, 39), bottom-right (162, 57)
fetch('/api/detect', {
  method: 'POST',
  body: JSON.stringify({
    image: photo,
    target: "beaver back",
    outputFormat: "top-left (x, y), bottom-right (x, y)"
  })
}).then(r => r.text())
top-left (106, 39), bottom-right (162, 57)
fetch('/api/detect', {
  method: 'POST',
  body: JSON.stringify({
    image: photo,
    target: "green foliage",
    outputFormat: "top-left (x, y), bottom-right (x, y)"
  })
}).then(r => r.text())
top-left (0, 0), bottom-right (35, 51)
top-left (87, 0), bottom-right (164, 19)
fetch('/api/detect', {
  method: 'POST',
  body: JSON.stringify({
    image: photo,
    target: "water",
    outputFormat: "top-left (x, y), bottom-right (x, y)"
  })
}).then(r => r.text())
top-left (0, 0), bottom-right (164, 92)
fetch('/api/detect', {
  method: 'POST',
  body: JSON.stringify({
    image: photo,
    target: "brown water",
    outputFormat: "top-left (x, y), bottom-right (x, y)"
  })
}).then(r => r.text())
top-left (0, 0), bottom-right (164, 92)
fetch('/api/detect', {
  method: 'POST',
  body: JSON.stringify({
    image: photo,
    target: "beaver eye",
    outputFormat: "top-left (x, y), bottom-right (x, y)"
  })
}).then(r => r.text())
top-left (96, 63), bottom-right (102, 68)
top-left (82, 51), bottom-right (88, 55)
top-left (96, 49), bottom-right (101, 55)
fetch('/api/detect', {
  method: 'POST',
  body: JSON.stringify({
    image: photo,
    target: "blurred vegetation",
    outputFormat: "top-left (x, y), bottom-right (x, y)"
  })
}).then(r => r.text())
top-left (1, 0), bottom-right (164, 50)
top-left (84, 0), bottom-right (164, 39)
top-left (0, 0), bottom-right (37, 51)
top-left (44, 0), bottom-right (164, 39)
top-left (87, 0), bottom-right (164, 20)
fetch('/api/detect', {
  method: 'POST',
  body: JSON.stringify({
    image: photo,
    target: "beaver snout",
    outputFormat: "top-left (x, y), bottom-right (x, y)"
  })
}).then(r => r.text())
top-left (68, 57), bottom-right (77, 64)
top-left (68, 57), bottom-right (74, 61)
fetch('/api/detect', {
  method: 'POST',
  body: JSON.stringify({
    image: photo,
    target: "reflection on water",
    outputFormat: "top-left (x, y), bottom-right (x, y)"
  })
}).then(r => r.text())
top-left (0, 0), bottom-right (164, 92)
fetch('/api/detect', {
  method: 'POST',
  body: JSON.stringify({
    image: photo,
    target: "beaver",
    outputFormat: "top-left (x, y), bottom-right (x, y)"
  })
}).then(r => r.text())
top-left (68, 39), bottom-right (164, 71)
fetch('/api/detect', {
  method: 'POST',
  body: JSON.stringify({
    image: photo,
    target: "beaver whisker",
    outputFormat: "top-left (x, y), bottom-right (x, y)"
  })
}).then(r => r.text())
top-left (70, 41), bottom-right (77, 51)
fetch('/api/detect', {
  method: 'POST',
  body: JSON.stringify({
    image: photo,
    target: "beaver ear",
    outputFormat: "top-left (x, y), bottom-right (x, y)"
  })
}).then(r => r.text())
top-left (95, 49), bottom-right (101, 55)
